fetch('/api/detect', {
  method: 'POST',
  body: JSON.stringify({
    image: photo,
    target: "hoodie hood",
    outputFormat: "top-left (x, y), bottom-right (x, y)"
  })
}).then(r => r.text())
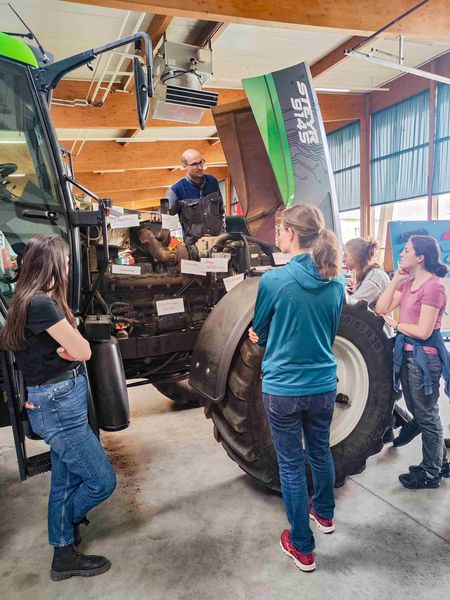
top-left (285, 253), bottom-right (338, 290)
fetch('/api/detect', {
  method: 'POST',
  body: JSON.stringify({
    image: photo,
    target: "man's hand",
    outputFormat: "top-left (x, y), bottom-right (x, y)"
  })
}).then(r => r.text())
top-left (248, 327), bottom-right (259, 344)
top-left (57, 347), bottom-right (78, 362)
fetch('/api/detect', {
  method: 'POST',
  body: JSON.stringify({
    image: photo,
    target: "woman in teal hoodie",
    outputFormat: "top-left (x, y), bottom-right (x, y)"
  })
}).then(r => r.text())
top-left (249, 204), bottom-right (345, 572)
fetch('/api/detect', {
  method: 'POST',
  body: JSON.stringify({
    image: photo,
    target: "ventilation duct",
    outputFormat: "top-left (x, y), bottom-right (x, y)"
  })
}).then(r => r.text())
top-left (152, 39), bottom-right (218, 123)
top-left (152, 83), bottom-right (218, 124)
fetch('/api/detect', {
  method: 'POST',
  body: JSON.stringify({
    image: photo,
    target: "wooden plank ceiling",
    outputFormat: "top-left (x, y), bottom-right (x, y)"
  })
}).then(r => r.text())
top-left (56, 0), bottom-right (449, 210)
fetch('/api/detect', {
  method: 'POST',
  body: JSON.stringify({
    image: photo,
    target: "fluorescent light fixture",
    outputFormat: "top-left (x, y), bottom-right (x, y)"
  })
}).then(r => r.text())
top-left (316, 87), bottom-right (352, 93)
top-left (9, 173), bottom-right (26, 177)
top-left (345, 50), bottom-right (450, 86)
top-left (0, 140), bottom-right (27, 144)
top-left (315, 86), bottom-right (390, 93)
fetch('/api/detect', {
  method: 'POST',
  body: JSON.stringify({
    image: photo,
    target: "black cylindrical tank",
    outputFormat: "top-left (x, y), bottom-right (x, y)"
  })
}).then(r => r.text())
top-left (86, 336), bottom-right (130, 431)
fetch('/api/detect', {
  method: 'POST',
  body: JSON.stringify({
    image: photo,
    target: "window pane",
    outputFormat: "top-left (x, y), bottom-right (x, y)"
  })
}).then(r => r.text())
top-left (0, 60), bottom-right (69, 305)
top-left (340, 209), bottom-right (360, 244)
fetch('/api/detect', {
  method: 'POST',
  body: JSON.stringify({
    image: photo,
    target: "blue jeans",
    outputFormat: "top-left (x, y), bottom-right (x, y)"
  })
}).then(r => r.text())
top-left (26, 373), bottom-right (116, 547)
top-left (263, 391), bottom-right (336, 554)
top-left (400, 352), bottom-right (447, 478)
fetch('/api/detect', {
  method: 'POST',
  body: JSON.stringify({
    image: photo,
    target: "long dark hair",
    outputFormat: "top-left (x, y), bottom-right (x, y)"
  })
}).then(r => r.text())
top-left (410, 235), bottom-right (448, 278)
top-left (282, 204), bottom-right (339, 279)
top-left (345, 237), bottom-right (380, 284)
top-left (3, 235), bottom-right (75, 351)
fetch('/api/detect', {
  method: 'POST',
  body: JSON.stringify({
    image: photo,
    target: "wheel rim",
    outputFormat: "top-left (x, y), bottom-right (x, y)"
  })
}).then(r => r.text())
top-left (331, 335), bottom-right (370, 447)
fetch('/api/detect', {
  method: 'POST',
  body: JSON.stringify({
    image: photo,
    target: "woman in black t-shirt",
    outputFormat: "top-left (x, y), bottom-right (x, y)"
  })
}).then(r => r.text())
top-left (3, 235), bottom-right (116, 581)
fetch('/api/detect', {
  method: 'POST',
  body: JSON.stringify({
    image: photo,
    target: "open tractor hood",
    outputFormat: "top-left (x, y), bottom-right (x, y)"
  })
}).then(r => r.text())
top-left (213, 62), bottom-right (341, 242)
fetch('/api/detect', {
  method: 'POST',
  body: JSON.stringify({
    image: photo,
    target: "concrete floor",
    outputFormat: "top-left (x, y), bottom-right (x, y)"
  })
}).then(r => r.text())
top-left (1, 385), bottom-right (450, 600)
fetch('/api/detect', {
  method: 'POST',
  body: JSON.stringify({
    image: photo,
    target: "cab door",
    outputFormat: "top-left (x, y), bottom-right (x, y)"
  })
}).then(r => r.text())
top-left (0, 58), bottom-right (72, 478)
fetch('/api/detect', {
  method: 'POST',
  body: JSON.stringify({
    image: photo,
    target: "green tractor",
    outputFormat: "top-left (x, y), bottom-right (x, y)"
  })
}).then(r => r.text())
top-left (0, 25), bottom-right (395, 489)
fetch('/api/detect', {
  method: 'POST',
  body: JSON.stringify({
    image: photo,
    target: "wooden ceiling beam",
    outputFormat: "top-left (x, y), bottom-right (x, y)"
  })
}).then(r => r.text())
top-left (310, 36), bottom-right (366, 79)
top-left (51, 82), bottom-right (247, 129)
top-left (64, 0), bottom-right (450, 42)
top-left (107, 188), bottom-right (170, 204)
top-left (76, 166), bottom-right (228, 193)
top-left (62, 139), bottom-right (226, 172)
top-left (52, 80), bottom-right (361, 129)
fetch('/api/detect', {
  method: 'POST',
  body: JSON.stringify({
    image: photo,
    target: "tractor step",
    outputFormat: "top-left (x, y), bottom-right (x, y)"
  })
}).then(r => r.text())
top-left (26, 451), bottom-right (51, 477)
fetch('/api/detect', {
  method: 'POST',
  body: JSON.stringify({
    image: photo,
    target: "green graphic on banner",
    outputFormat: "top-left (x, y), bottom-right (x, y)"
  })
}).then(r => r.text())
top-left (243, 74), bottom-right (295, 207)
top-left (243, 62), bottom-right (340, 236)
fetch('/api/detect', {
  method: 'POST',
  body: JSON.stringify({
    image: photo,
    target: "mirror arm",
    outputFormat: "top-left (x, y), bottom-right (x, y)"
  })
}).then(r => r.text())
top-left (64, 175), bottom-right (112, 318)
top-left (33, 32), bottom-right (153, 95)
top-left (65, 176), bottom-right (111, 256)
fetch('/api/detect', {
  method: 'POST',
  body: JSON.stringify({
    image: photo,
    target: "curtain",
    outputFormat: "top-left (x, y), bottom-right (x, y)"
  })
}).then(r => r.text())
top-left (433, 83), bottom-right (450, 195)
top-left (371, 90), bottom-right (429, 205)
top-left (327, 121), bottom-right (360, 212)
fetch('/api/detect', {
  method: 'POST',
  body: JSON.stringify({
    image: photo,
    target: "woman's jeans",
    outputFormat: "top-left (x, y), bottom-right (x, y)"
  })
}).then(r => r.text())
top-left (26, 373), bottom-right (116, 547)
top-left (400, 352), bottom-right (447, 478)
top-left (263, 391), bottom-right (336, 554)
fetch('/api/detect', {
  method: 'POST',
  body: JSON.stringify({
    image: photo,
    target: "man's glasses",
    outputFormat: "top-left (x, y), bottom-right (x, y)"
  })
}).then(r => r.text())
top-left (186, 159), bottom-right (205, 168)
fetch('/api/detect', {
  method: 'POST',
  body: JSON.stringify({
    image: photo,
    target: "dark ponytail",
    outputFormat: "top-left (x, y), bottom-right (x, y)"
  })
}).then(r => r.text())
top-left (410, 235), bottom-right (448, 278)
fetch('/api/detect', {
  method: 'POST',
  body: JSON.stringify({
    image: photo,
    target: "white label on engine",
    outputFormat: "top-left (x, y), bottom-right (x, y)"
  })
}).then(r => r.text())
top-left (201, 257), bottom-right (229, 272)
top-left (109, 214), bottom-right (140, 229)
top-left (161, 213), bottom-right (181, 230)
top-left (110, 205), bottom-right (125, 217)
top-left (253, 265), bottom-right (272, 272)
top-left (272, 252), bottom-right (292, 265)
top-left (224, 273), bottom-right (245, 292)
top-left (180, 259), bottom-right (207, 276)
top-left (156, 298), bottom-right (185, 316)
top-left (111, 265), bottom-right (141, 275)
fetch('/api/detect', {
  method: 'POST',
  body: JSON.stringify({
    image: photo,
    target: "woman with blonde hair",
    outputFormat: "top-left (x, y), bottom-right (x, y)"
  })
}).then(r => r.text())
top-left (343, 238), bottom-right (389, 310)
top-left (249, 204), bottom-right (345, 572)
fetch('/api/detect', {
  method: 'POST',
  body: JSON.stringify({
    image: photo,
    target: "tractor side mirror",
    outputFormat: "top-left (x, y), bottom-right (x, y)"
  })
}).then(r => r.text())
top-left (133, 57), bottom-right (150, 130)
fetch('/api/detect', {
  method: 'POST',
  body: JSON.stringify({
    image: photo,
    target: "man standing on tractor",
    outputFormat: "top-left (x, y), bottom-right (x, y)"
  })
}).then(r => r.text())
top-left (167, 149), bottom-right (226, 245)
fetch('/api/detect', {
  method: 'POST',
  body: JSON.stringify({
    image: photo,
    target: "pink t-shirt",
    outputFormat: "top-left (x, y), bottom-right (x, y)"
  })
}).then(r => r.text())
top-left (399, 275), bottom-right (447, 354)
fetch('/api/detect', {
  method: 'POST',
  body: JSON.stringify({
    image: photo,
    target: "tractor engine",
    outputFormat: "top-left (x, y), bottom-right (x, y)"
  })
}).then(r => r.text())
top-left (84, 219), bottom-right (271, 381)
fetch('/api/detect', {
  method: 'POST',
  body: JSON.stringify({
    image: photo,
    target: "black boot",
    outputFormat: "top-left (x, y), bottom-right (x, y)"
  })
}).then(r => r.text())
top-left (393, 418), bottom-right (421, 447)
top-left (74, 517), bottom-right (90, 547)
top-left (393, 404), bottom-right (412, 429)
top-left (51, 544), bottom-right (111, 581)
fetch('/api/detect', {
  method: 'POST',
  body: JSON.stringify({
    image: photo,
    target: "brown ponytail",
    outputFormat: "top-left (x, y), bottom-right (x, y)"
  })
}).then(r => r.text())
top-left (282, 204), bottom-right (339, 279)
top-left (345, 237), bottom-right (380, 284)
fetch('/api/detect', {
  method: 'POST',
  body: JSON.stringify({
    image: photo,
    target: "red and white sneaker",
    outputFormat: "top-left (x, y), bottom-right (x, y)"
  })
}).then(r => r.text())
top-left (309, 508), bottom-right (335, 534)
top-left (279, 530), bottom-right (316, 572)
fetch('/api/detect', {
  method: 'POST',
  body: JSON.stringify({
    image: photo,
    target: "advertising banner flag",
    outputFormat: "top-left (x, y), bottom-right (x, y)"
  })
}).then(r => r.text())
top-left (243, 62), bottom-right (341, 237)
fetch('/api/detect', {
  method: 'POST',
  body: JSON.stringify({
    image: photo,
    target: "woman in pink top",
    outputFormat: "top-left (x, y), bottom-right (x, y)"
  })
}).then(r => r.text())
top-left (376, 235), bottom-right (449, 489)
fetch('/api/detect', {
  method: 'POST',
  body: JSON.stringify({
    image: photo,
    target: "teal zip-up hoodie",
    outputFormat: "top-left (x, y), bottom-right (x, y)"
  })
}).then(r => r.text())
top-left (253, 253), bottom-right (345, 396)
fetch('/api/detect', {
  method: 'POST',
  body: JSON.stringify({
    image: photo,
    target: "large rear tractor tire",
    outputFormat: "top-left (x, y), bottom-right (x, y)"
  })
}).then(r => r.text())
top-left (206, 304), bottom-right (395, 490)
